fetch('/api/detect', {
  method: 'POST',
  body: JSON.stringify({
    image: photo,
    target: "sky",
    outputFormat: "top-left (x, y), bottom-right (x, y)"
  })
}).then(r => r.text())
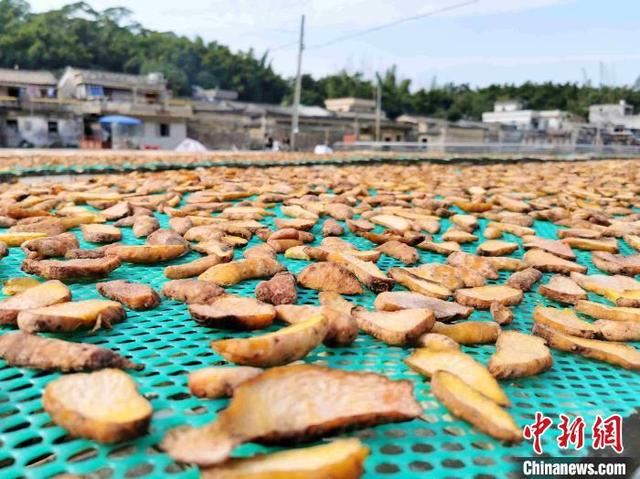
top-left (28, 0), bottom-right (640, 90)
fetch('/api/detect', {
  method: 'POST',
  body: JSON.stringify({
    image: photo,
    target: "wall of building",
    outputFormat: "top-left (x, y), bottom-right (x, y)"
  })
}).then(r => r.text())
top-left (1, 115), bottom-right (81, 147)
top-left (139, 120), bottom-right (187, 149)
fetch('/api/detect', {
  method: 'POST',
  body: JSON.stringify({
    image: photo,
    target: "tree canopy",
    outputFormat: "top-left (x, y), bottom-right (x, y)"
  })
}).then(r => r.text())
top-left (1, 0), bottom-right (639, 120)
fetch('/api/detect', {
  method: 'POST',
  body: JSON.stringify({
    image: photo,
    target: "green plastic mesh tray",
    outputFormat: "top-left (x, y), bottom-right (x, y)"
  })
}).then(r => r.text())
top-left (1, 197), bottom-right (639, 479)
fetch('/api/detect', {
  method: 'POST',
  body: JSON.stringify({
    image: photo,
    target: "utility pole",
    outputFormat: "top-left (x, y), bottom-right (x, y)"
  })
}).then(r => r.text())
top-left (291, 14), bottom-right (305, 151)
top-left (375, 79), bottom-right (382, 142)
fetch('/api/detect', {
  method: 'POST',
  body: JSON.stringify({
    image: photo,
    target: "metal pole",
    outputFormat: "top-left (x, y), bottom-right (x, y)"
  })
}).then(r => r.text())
top-left (375, 79), bottom-right (382, 142)
top-left (291, 14), bottom-right (305, 151)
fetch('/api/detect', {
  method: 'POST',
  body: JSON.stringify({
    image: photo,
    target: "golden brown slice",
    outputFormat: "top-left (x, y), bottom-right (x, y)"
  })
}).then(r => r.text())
top-left (488, 331), bottom-right (552, 379)
top-left (297, 262), bottom-right (363, 295)
top-left (21, 232), bottom-right (79, 258)
top-left (0, 232), bottom-right (47, 246)
top-left (96, 280), bottom-right (161, 310)
top-left (2, 277), bottom-right (40, 296)
top-left (318, 291), bottom-right (356, 315)
top-left (375, 240), bottom-right (419, 265)
top-left (106, 244), bottom-right (187, 263)
top-left (417, 240), bottom-right (461, 255)
top-left (17, 299), bottom-right (125, 333)
top-left (405, 349), bottom-right (510, 406)
top-left (201, 438), bottom-right (369, 479)
top-left (374, 291), bottom-right (473, 321)
top-left (212, 316), bottom-right (328, 367)
top-left (594, 320), bottom-right (640, 341)
top-left (133, 215), bottom-right (160, 238)
top-left (455, 285), bottom-right (523, 309)
top-left (388, 268), bottom-right (451, 299)
top-left (274, 217), bottom-right (316, 230)
top-left (406, 263), bottom-right (464, 290)
top-left (164, 255), bottom-right (230, 279)
top-left (22, 256), bottom-right (121, 280)
top-left (447, 252), bottom-right (499, 279)
top-left (591, 251), bottom-right (640, 276)
top-left (624, 234), bottom-right (640, 251)
top-left (538, 275), bottom-right (587, 304)
top-left (161, 364), bottom-right (421, 466)
top-left (81, 224), bottom-right (122, 243)
top-left (413, 333), bottom-right (460, 351)
top-left (147, 229), bottom-right (191, 249)
top-left (442, 228), bottom-right (478, 244)
top-left (487, 221), bottom-right (534, 237)
top-left (488, 256), bottom-right (528, 271)
top-left (506, 267), bottom-right (542, 291)
top-left (281, 205), bottom-right (319, 221)
top-left (476, 240), bottom-right (518, 256)
top-left (353, 308), bottom-right (434, 346)
top-left (327, 251), bottom-right (394, 293)
top-left (532, 323), bottom-right (640, 370)
top-left (431, 371), bottom-right (522, 443)
top-left (523, 249), bottom-right (586, 274)
top-left (490, 302), bottom-right (513, 325)
top-left (483, 225), bottom-right (503, 239)
top-left (43, 369), bottom-right (151, 443)
top-left (162, 279), bottom-right (225, 304)
top-left (523, 236), bottom-right (575, 260)
top-left (370, 214), bottom-right (411, 233)
top-left (431, 321), bottom-right (500, 344)
top-left (533, 305), bottom-right (598, 338)
top-left (562, 236), bottom-right (618, 253)
top-left (0, 331), bottom-right (142, 371)
top-left (189, 295), bottom-right (276, 330)
top-left (317, 293), bottom-right (359, 347)
top-left (450, 213), bottom-right (478, 232)
top-left (255, 272), bottom-right (298, 305)
top-left (569, 272), bottom-right (640, 296)
top-left (0, 280), bottom-right (71, 325)
top-left (575, 300), bottom-right (640, 322)
top-left (199, 257), bottom-right (285, 286)
top-left (188, 366), bottom-right (263, 399)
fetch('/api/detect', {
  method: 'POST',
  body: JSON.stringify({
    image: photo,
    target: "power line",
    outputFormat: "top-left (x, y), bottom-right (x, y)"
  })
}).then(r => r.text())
top-left (306, 0), bottom-right (478, 50)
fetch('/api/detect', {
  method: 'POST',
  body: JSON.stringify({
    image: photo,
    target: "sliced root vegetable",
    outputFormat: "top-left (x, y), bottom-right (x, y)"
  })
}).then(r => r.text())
top-left (406, 263), bottom-right (464, 290)
top-left (450, 213), bottom-right (478, 232)
top-left (432, 371), bottom-right (522, 443)
top-left (105, 244), bottom-right (187, 264)
top-left (353, 308), bottom-right (434, 346)
top-left (483, 226), bottom-right (503, 239)
top-left (575, 300), bottom-right (640, 322)
top-left (431, 321), bottom-right (500, 344)
top-left (594, 319), bottom-right (640, 341)
top-left (188, 366), bottom-right (263, 399)
top-left (416, 240), bottom-right (461, 255)
top-left (623, 234), bottom-right (640, 251)
top-left (189, 295), bottom-right (276, 330)
top-left (405, 348), bottom-right (510, 406)
top-left (199, 257), bottom-right (285, 286)
top-left (211, 316), bottom-right (328, 367)
top-left (0, 280), bottom-right (71, 325)
top-left (17, 299), bottom-right (125, 333)
top-left (455, 285), bottom-right (523, 309)
top-left (201, 438), bottom-right (369, 479)
top-left (532, 323), bottom-right (640, 370)
top-left (274, 217), bottom-right (316, 230)
top-left (388, 268), bottom-right (451, 299)
top-left (161, 364), bottom-right (421, 466)
top-left (523, 249), bottom-right (586, 274)
top-left (490, 302), bottom-right (513, 325)
top-left (322, 219), bottom-right (344, 237)
top-left (413, 333), bottom-right (460, 351)
top-left (0, 331), bottom-right (142, 371)
top-left (523, 236), bottom-right (575, 260)
top-left (165, 255), bottom-right (230, 279)
top-left (43, 369), bottom-right (151, 443)
top-left (442, 228), bottom-right (478, 244)
top-left (488, 256), bottom-right (528, 271)
top-left (80, 224), bottom-right (122, 243)
top-left (374, 291), bottom-right (473, 321)
top-left (447, 252), bottom-right (498, 279)
top-left (533, 305), bottom-right (598, 338)
top-left (21, 232), bottom-right (79, 258)
top-left (162, 279), bottom-right (225, 304)
top-left (0, 232), bottom-right (47, 246)
top-left (2, 277), bottom-right (40, 296)
top-left (591, 251), bottom-right (640, 276)
top-left (488, 331), bottom-right (552, 379)
top-left (297, 262), bottom-right (363, 295)
top-left (370, 214), bottom-right (411, 233)
top-left (506, 267), bottom-right (542, 291)
top-left (569, 272), bottom-right (640, 297)
top-left (562, 236), bottom-right (618, 253)
top-left (375, 240), bottom-right (419, 265)
top-left (486, 221), bottom-right (534, 237)
top-left (96, 280), bottom-right (160, 310)
top-left (255, 272), bottom-right (297, 305)
top-left (477, 239), bottom-right (518, 257)
top-left (327, 251), bottom-right (394, 293)
top-left (538, 275), bottom-right (587, 305)
top-left (281, 205), bottom-right (319, 221)
top-left (21, 256), bottom-right (121, 280)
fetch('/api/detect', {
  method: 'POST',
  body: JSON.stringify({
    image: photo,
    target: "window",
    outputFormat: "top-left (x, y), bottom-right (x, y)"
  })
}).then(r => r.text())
top-left (7, 87), bottom-right (19, 98)
top-left (87, 85), bottom-right (104, 98)
top-left (159, 123), bottom-right (170, 137)
top-left (6, 119), bottom-right (17, 131)
top-left (48, 121), bottom-right (58, 133)
top-left (23, 120), bottom-right (32, 132)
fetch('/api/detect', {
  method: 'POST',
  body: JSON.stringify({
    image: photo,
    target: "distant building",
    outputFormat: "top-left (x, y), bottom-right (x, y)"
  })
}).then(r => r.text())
top-left (58, 67), bottom-right (191, 149)
top-left (589, 100), bottom-right (640, 129)
top-left (192, 86), bottom-right (239, 102)
top-left (482, 100), bottom-right (575, 131)
top-left (0, 68), bottom-right (80, 147)
top-left (397, 115), bottom-right (496, 144)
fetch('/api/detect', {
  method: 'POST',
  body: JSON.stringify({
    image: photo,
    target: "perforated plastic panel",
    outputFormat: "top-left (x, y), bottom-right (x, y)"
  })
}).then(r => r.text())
top-left (1, 195), bottom-right (639, 479)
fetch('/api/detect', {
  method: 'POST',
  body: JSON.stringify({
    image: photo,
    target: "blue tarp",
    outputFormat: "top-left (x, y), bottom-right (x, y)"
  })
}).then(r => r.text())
top-left (98, 115), bottom-right (141, 125)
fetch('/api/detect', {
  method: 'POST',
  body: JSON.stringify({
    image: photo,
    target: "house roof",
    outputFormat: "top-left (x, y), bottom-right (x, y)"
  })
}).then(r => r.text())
top-left (64, 68), bottom-right (167, 92)
top-left (0, 68), bottom-right (57, 87)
